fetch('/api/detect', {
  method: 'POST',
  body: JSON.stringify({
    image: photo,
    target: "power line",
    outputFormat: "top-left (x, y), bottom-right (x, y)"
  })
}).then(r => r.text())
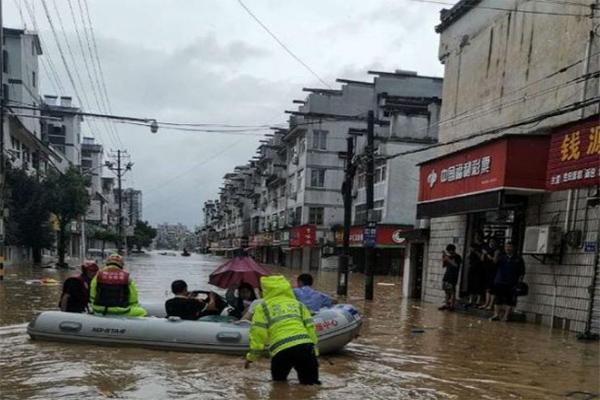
top-left (76, 0), bottom-right (122, 147)
top-left (143, 137), bottom-right (253, 196)
top-left (11, 0), bottom-right (60, 95)
top-left (45, 0), bottom-right (108, 148)
top-left (64, 0), bottom-right (115, 148)
top-left (384, 95), bottom-right (600, 161)
top-left (42, 0), bottom-right (89, 111)
top-left (21, 0), bottom-right (66, 93)
top-left (81, 0), bottom-right (125, 148)
top-left (236, 0), bottom-right (332, 89)
top-left (410, 0), bottom-right (592, 17)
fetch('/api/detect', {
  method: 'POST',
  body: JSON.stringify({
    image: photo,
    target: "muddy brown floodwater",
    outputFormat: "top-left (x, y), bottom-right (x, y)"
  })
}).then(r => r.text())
top-left (0, 253), bottom-right (598, 399)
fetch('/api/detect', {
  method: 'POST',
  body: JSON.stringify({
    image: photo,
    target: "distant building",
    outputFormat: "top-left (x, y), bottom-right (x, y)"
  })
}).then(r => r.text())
top-left (124, 188), bottom-right (143, 226)
top-left (41, 95), bottom-right (83, 167)
top-left (155, 223), bottom-right (190, 250)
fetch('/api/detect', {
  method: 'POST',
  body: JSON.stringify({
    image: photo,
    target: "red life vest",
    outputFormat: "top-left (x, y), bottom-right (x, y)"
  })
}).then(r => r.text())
top-left (95, 269), bottom-right (130, 309)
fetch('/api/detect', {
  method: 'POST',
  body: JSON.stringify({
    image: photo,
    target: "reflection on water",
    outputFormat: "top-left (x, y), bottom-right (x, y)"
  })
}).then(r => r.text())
top-left (0, 253), bottom-right (598, 399)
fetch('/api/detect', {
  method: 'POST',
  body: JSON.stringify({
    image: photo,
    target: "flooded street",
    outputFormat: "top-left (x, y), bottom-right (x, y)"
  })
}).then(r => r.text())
top-left (0, 253), bottom-right (598, 400)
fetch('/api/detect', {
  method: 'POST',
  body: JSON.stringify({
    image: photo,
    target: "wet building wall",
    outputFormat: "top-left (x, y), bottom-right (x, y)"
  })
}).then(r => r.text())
top-left (422, 215), bottom-right (467, 305)
top-left (436, 0), bottom-right (595, 145)
top-left (420, 0), bottom-right (600, 334)
top-left (521, 189), bottom-right (600, 333)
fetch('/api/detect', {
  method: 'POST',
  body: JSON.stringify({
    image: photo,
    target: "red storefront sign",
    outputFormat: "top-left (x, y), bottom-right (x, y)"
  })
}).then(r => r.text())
top-left (547, 116), bottom-right (600, 190)
top-left (418, 136), bottom-right (549, 203)
top-left (378, 226), bottom-right (410, 246)
top-left (337, 225), bottom-right (410, 247)
top-left (290, 225), bottom-right (317, 247)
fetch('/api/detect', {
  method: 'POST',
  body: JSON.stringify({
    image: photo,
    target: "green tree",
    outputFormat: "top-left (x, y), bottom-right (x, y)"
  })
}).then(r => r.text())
top-left (4, 167), bottom-right (54, 264)
top-left (44, 167), bottom-right (90, 268)
top-left (92, 228), bottom-right (120, 256)
top-left (127, 220), bottom-right (157, 251)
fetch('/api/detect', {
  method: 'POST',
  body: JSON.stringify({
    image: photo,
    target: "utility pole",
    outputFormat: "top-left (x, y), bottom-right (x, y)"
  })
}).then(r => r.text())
top-left (106, 150), bottom-right (132, 254)
top-left (364, 110), bottom-right (376, 300)
top-left (337, 135), bottom-right (355, 296)
top-left (117, 150), bottom-right (122, 251)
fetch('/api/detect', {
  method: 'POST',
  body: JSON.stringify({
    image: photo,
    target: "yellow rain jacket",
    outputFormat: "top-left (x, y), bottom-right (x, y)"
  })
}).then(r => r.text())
top-left (246, 275), bottom-right (318, 362)
top-left (89, 265), bottom-right (147, 317)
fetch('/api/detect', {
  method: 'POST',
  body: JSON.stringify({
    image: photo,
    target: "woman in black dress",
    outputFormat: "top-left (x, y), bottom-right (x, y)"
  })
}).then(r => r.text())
top-left (479, 237), bottom-right (501, 310)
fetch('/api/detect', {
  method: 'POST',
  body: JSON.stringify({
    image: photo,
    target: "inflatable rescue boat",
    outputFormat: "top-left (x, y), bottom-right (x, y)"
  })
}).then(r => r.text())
top-left (27, 304), bottom-right (362, 355)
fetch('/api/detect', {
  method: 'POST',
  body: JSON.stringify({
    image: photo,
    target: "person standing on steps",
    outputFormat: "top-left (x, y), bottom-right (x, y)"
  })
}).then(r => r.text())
top-left (439, 244), bottom-right (462, 311)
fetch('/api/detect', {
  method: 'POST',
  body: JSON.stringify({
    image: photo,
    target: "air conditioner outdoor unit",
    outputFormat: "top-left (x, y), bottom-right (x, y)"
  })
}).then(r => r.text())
top-left (522, 225), bottom-right (562, 255)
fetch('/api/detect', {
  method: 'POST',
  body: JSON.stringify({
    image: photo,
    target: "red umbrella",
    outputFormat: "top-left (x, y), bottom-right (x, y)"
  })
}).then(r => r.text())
top-left (208, 256), bottom-right (272, 289)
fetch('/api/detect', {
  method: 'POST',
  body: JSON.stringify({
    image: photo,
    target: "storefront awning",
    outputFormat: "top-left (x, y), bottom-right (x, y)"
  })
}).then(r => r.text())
top-left (417, 135), bottom-right (549, 219)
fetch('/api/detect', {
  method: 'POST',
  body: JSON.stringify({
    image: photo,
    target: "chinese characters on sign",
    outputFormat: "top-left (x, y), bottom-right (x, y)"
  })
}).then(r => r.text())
top-left (363, 222), bottom-right (377, 248)
top-left (290, 225), bottom-right (316, 247)
top-left (547, 118), bottom-right (600, 191)
top-left (440, 156), bottom-right (492, 184)
top-left (549, 167), bottom-right (598, 185)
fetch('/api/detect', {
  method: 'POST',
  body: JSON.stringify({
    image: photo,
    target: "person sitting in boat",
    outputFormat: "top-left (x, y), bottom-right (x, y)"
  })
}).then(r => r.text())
top-left (59, 260), bottom-right (99, 313)
top-left (165, 280), bottom-right (219, 320)
top-left (89, 254), bottom-right (147, 317)
top-left (293, 273), bottom-right (336, 313)
top-left (227, 282), bottom-right (261, 319)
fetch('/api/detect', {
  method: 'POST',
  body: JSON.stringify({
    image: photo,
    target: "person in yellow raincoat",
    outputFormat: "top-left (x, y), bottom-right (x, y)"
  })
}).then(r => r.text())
top-left (244, 275), bottom-right (320, 385)
top-left (89, 254), bottom-right (147, 317)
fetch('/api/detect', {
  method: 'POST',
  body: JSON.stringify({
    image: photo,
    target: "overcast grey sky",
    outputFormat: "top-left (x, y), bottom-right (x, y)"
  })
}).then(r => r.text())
top-left (4, 0), bottom-right (445, 227)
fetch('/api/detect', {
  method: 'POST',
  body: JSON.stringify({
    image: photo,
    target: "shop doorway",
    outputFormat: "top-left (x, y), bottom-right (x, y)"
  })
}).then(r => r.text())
top-left (409, 243), bottom-right (424, 299)
top-left (460, 209), bottom-right (526, 295)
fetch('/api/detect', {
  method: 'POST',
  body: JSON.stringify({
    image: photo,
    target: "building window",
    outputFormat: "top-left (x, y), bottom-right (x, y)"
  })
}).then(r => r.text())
top-left (310, 168), bottom-right (325, 187)
top-left (296, 169), bottom-right (304, 191)
top-left (299, 138), bottom-right (306, 154)
top-left (312, 130), bottom-right (328, 150)
top-left (375, 164), bottom-right (387, 184)
top-left (357, 172), bottom-right (365, 188)
top-left (3, 84), bottom-right (8, 102)
top-left (3, 50), bottom-right (8, 73)
top-left (295, 206), bottom-right (302, 225)
top-left (32, 71), bottom-right (36, 88)
top-left (22, 146), bottom-right (30, 163)
top-left (354, 200), bottom-right (384, 224)
top-left (309, 207), bottom-right (324, 225)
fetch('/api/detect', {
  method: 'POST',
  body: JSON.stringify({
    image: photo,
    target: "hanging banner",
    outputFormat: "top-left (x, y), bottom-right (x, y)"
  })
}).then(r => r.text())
top-left (547, 115), bottom-right (600, 191)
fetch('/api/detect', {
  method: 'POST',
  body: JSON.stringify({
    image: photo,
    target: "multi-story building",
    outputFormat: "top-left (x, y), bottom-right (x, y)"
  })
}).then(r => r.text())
top-left (81, 137), bottom-right (110, 253)
top-left (41, 95), bottom-right (83, 167)
top-left (204, 70), bottom-right (443, 276)
top-left (41, 95), bottom-right (86, 259)
top-left (281, 83), bottom-right (374, 270)
top-left (124, 188), bottom-right (143, 227)
top-left (347, 70), bottom-right (443, 278)
top-left (415, 0), bottom-right (600, 335)
top-left (1, 28), bottom-right (63, 265)
top-left (155, 223), bottom-right (191, 250)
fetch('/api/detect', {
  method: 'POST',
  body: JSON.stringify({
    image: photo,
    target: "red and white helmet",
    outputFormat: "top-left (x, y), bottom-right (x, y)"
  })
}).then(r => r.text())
top-left (105, 254), bottom-right (124, 268)
top-left (81, 260), bottom-right (99, 273)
